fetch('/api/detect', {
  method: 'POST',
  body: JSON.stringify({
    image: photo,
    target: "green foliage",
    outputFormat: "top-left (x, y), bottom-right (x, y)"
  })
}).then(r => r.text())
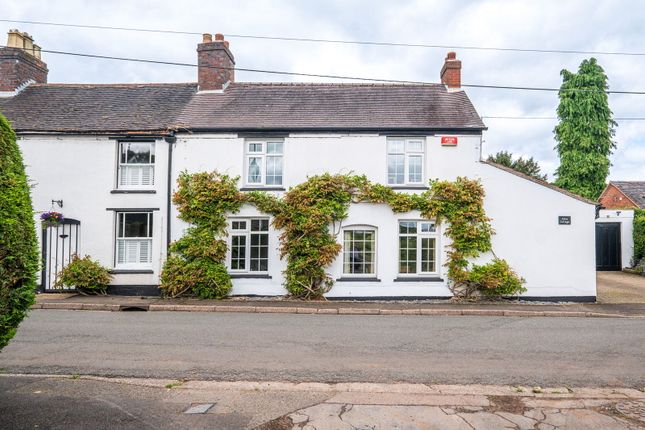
top-left (0, 113), bottom-right (39, 350)
top-left (165, 171), bottom-right (525, 300)
top-left (54, 255), bottom-right (112, 295)
top-left (554, 58), bottom-right (617, 200)
top-left (487, 151), bottom-right (548, 181)
top-left (469, 258), bottom-right (527, 297)
top-left (159, 171), bottom-right (237, 299)
top-left (633, 209), bottom-right (645, 267)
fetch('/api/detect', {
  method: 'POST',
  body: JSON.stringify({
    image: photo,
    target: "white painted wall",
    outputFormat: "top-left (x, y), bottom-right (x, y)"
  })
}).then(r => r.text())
top-left (19, 135), bottom-right (169, 288)
top-left (171, 132), bottom-right (597, 299)
top-left (597, 209), bottom-right (634, 268)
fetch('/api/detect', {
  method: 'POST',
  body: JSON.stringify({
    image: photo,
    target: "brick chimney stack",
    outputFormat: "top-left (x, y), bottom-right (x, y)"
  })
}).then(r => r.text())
top-left (440, 52), bottom-right (461, 90)
top-left (197, 33), bottom-right (235, 91)
top-left (0, 29), bottom-right (48, 95)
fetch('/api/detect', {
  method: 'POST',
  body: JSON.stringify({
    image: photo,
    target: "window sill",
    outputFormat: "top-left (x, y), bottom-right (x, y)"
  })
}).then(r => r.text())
top-left (336, 277), bottom-right (381, 282)
top-left (229, 274), bottom-right (273, 279)
top-left (111, 190), bottom-right (156, 194)
top-left (240, 187), bottom-right (286, 191)
top-left (110, 269), bottom-right (154, 274)
top-left (393, 277), bottom-right (444, 282)
top-left (388, 185), bottom-right (430, 191)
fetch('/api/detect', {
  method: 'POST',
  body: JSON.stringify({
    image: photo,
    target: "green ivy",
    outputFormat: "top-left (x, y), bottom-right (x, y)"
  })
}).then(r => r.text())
top-left (633, 209), bottom-right (645, 268)
top-left (162, 171), bottom-right (525, 300)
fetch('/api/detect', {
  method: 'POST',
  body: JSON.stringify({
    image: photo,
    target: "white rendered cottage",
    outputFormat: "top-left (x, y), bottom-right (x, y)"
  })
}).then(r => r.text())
top-left (0, 31), bottom-right (597, 300)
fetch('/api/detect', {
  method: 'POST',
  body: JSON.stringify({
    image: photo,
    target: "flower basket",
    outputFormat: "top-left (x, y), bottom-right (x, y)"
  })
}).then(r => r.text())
top-left (41, 211), bottom-right (64, 228)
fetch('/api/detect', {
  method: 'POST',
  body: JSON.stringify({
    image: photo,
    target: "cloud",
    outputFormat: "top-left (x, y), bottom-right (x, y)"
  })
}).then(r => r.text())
top-left (3, 0), bottom-right (644, 180)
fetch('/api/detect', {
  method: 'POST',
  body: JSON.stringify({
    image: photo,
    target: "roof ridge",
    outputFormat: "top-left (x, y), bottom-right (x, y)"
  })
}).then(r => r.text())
top-left (29, 82), bottom-right (198, 88)
top-left (228, 82), bottom-right (445, 88)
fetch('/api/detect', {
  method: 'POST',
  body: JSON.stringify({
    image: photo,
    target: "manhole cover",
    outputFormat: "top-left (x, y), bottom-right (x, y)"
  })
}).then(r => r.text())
top-left (615, 401), bottom-right (645, 423)
top-left (184, 403), bottom-right (214, 414)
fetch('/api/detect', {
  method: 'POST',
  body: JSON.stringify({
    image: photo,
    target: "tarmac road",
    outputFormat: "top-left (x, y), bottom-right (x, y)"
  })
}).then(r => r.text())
top-left (0, 310), bottom-right (643, 387)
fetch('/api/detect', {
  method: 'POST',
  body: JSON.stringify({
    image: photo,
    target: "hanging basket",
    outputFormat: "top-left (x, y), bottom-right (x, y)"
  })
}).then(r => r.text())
top-left (41, 211), bottom-right (65, 228)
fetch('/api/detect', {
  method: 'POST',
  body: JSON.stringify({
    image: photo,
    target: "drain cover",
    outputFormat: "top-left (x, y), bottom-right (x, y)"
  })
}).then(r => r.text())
top-left (184, 403), bottom-right (214, 414)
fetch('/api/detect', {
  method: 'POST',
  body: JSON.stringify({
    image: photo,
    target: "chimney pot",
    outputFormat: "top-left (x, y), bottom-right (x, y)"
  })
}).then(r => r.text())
top-left (202, 33), bottom-right (212, 43)
top-left (440, 51), bottom-right (462, 89)
top-left (215, 33), bottom-right (224, 41)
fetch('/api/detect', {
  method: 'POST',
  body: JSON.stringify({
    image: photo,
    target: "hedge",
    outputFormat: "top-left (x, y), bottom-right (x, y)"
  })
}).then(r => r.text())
top-left (633, 209), bottom-right (645, 267)
top-left (0, 113), bottom-right (39, 350)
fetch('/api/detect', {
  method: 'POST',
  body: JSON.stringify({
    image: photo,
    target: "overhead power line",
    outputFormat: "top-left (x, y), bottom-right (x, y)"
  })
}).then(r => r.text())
top-left (482, 116), bottom-right (645, 121)
top-left (3, 45), bottom-right (645, 95)
top-left (1, 18), bottom-right (644, 57)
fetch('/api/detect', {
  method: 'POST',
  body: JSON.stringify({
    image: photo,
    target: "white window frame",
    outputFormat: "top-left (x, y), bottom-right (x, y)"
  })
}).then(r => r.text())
top-left (397, 220), bottom-right (439, 276)
top-left (115, 212), bottom-right (153, 269)
top-left (117, 141), bottom-right (155, 189)
top-left (341, 225), bottom-right (378, 278)
top-left (244, 139), bottom-right (284, 187)
top-left (228, 217), bottom-right (270, 274)
top-left (387, 138), bottom-right (425, 186)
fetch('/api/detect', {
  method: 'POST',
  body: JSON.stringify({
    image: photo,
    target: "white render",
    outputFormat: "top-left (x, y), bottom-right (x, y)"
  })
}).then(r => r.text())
top-left (596, 209), bottom-right (634, 268)
top-left (20, 131), bottom-right (597, 299)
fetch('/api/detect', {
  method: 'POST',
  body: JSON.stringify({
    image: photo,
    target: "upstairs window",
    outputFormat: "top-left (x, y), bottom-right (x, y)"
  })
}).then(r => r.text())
top-left (387, 138), bottom-right (425, 185)
top-left (116, 212), bottom-right (153, 267)
top-left (245, 140), bottom-right (283, 186)
top-left (118, 141), bottom-right (155, 188)
top-left (230, 218), bottom-right (270, 273)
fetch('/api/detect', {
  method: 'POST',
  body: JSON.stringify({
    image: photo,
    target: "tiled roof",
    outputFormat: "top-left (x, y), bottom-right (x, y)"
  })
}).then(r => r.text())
top-left (0, 82), bottom-right (485, 133)
top-left (176, 83), bottom-right (486, 131)
top-left (611, 181), bottom-right (645, 208)
top-left (0, 83), bottom-right (197, 134)
top-left (482, 161), bottom-right (597, 205)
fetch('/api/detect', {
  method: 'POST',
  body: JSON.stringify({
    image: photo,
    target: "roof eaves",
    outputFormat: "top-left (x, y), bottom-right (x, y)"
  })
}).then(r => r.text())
top-left (482, 160), bottom-right (597, 205)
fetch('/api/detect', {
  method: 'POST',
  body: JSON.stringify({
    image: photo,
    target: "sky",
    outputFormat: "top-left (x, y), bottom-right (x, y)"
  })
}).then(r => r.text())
top-left (3, 0), bottom-right (644, 181)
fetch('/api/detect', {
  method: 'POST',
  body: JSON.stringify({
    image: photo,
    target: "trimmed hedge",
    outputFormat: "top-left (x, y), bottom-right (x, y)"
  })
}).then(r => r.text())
top-left (633, 209), bottom-right (645, 267)
top-left (0, 113), bottom-right (39, 350)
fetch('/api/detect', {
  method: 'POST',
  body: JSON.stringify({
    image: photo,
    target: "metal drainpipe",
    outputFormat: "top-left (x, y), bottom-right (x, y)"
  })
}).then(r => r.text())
top-left (164, 134), bottom-right (177, 252)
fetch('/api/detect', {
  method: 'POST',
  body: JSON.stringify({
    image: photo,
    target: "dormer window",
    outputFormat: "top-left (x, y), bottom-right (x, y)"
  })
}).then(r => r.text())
top-left (117, 141), bottom-right (155, 188)
top-left (387, 138), bottom-right (425, 185)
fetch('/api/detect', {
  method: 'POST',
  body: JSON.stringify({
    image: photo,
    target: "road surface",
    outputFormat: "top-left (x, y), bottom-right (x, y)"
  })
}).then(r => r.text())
top-left (0, 310), bottom-right (643, 387)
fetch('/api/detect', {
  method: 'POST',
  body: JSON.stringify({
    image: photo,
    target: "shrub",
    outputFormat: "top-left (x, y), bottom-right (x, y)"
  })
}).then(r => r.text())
top-left (468, 258), bottom-right (526, 297)
top-left (0, 113), bottom-right (40, 350)
top-left (633, 209), bottom-right (645, 267)
top-left (54, 255), bottom-right (112, 295)
top-left (160, 256), bottom-right (231, 299)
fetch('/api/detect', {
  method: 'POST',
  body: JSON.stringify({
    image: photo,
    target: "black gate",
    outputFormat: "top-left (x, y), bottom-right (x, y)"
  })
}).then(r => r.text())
top-left (41, 218), bottom-right (81, 292)
top-left (595, 222), bottom-right (621, 271)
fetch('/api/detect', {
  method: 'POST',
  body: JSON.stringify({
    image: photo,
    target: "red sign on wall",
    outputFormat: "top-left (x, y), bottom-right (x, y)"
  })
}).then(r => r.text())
top-left (441, 136), bottom-right (458, 146)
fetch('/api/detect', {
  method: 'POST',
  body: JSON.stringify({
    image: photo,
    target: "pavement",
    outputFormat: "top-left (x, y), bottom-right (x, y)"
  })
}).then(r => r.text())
top-left (1, 310), bottom-right (643, 388)
top-left (33, 271), bottom-right (645, 318)
top-left (1, 375), bottom-right (643, 429)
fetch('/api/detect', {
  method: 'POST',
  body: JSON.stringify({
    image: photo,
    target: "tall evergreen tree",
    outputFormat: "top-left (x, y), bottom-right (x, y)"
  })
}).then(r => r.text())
top-left (0, 113), bottom-right (39, 350)
top-left (554, 58), bottom-right (616, 200)
top-left (487, 150), bottom-right (548, 181)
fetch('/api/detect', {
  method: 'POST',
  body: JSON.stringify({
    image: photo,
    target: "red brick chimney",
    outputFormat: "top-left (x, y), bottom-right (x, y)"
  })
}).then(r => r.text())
top-left (0, 30), bottom-right (48, 94)
top-left (197, 33), bottom-right (235, 91)
top-left (440, 52), bottom-right (461, 89)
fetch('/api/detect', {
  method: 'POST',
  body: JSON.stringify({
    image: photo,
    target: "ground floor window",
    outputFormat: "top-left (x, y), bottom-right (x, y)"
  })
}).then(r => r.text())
top-left (230, 218), bottom-right (269, 273)
top-left (115, 212), bottom-right (153, 267)
top-left (398, 220), bottom-right (438, 275)
top-left (343, 228), bottom-right (376, 276)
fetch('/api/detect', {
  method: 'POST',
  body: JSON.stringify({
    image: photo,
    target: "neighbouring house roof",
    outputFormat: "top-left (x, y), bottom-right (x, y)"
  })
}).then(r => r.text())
top-left (0, 82), bottom-right (486, 134)
top-left (610, 181), bottom-right (645, 208)
top-left (482, 161), bottom-right (597, 205)
top-left (0, 83), bottom-right (198, 134)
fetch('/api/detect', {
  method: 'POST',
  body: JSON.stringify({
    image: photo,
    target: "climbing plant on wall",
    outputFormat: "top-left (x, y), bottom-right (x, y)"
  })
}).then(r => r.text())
top-left (160, 171), bottom-right (525, 300)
